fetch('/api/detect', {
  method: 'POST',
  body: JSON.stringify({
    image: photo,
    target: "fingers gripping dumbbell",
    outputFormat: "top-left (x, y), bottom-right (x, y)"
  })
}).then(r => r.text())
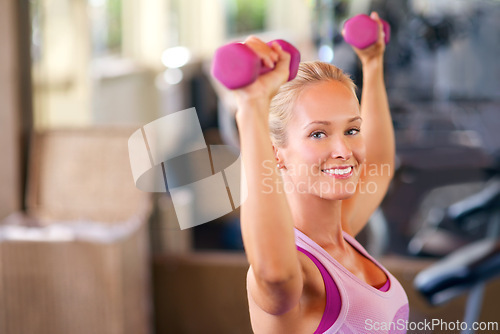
top-left (343, 14), bottom-right (391, 49)
top-left (212, 39), bottom-right (301, 89)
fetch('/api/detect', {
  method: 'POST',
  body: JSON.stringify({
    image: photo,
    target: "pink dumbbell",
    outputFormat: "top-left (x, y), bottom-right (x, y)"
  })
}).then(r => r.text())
top-left (212, 39), bottom-right (301, 90)
top-left (343, 14), bottom-right (391, 49)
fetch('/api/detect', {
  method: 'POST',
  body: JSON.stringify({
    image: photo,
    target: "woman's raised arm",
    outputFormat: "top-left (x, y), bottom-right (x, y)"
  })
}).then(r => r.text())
top-left (341, 12), bottom-right (396, 236)
top-left (234, 38), bottom-right (303, 315)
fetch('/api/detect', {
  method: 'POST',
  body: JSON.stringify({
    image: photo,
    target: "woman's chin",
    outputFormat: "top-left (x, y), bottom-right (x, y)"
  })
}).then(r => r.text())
top-left (315, 181), bottom-right (359, 200)
top-left (319, 191), bottom-right (356, 201)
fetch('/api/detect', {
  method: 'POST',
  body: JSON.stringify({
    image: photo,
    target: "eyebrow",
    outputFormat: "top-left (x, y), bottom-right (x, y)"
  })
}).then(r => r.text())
top-left (303, 116), bottom-right (362, 129)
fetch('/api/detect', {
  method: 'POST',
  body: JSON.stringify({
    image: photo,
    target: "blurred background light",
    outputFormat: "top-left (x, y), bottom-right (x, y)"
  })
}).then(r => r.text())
top-left (89, 0), bottom-right (106, 8)
top-left (161, 46), bottom-right (191, 68)
top-left (318, 44), bottom-right (334, 63)
top-left (163, 68), bottom-right (183, 85)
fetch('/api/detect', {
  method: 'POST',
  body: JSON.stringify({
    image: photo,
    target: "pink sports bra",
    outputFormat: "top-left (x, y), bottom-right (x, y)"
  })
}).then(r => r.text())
top-left (295, 228), bottom-right (409, 334)
top-left (297, 246), bottom-right (389, 333)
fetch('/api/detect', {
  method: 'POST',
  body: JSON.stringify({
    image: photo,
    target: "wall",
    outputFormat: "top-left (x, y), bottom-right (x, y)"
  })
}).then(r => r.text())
top-left (0, 0), bottom-right (23, 219)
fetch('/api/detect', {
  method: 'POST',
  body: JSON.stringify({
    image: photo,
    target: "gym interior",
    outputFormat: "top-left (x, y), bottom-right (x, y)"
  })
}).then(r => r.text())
top-left (1, 0), bottom-right (499, 333)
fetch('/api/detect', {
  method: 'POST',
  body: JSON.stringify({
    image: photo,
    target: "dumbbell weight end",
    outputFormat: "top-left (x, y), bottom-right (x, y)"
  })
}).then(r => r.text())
top-left (212, 39), bottom-right (301, 90)
top-left (343, 14), bottom-right (391, 49)
top-left (212, 43), bottom-right (262, 90)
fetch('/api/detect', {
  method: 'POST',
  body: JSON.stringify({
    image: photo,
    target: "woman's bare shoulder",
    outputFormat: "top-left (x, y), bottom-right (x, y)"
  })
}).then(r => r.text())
top-left (246, 251), bottom-right (325, 334)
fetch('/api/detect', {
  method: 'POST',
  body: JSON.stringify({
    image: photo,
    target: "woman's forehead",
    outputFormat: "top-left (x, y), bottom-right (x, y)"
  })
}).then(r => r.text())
top-left (291, 81), bottom-right (360, 124)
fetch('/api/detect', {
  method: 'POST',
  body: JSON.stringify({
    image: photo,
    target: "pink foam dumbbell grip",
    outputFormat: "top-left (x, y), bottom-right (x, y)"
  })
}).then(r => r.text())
top-left (343, 14), bottom-right (391, 49)
top-left (212, 39), bottom-right (301, 90)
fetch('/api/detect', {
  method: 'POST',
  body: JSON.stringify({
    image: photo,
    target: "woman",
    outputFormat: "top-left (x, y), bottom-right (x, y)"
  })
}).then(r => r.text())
top-left (233, 12), bottom-right (409, 334)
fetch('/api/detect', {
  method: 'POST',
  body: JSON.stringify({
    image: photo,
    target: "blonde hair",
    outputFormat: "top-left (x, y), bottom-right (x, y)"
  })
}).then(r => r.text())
top-left (269, 61), bottom-right (357, 147)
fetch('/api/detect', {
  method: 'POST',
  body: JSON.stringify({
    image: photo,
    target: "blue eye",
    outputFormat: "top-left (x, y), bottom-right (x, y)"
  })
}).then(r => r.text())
top-left (345, 128), bottom-right (360, 136)
top-left (310, 131), bottom-right (326, 139)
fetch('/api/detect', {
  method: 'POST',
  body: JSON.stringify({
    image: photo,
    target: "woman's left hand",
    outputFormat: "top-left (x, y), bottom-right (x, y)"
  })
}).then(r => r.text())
top-left (346, 12), bottom-right (386, 68)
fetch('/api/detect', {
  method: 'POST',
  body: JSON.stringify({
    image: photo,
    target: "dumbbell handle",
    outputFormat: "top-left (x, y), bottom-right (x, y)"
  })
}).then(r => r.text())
top-left (343, 14), bottom-right (391, 49)
top-left (212, 39), bottom-right (301, 90)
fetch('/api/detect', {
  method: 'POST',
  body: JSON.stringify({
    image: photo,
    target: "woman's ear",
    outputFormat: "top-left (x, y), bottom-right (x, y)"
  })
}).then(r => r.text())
top-left (273, 145), bottom-right (286, 169)
top-left (272, 145), bottom-right (280, 162)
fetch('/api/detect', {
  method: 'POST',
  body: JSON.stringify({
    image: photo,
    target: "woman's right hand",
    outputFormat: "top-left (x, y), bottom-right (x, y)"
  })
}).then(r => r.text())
top-left (233, 36), bottom-right (291, 118)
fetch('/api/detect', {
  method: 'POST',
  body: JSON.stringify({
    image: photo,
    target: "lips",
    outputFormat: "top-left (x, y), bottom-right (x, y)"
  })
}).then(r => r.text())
top-left (321, 166), bottom-right (353, 178)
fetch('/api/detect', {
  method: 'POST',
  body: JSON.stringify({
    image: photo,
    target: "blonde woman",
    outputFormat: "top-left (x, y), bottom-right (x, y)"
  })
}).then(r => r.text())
top-left (233, 12), bottom-right (409, 334)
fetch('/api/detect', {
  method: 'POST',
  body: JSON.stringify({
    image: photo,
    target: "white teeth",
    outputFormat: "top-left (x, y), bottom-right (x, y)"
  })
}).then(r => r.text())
top-left (322, 167), bottom-right (352, 175)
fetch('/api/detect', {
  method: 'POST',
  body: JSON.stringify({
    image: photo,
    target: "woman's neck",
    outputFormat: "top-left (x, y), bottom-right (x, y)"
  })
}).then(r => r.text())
top-left (286, 190), bottom-right (347, 251)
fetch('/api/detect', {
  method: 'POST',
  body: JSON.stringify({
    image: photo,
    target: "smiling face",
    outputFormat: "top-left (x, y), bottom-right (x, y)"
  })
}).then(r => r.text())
top-left (276, 80), bottom-right (366, 200)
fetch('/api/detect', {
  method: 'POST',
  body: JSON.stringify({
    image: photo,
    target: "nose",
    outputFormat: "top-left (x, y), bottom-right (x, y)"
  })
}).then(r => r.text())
top-left (330, 135), bottom-right (352, 160)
